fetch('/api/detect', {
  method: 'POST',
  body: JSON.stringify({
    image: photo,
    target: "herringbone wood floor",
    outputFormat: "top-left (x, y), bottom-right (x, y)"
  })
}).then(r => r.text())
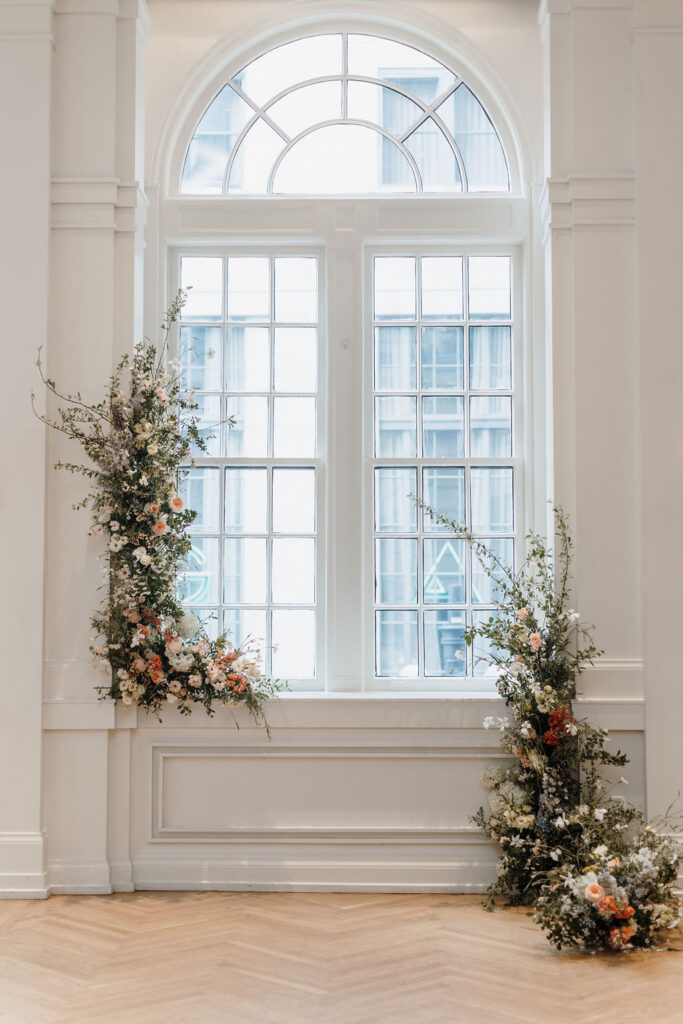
top-left (0, 893), bottom-right (681, 1024)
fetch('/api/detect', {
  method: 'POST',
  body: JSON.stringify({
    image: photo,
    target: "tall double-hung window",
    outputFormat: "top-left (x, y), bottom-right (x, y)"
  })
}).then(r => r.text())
top-left (168, 30), bottom-right (525, 691)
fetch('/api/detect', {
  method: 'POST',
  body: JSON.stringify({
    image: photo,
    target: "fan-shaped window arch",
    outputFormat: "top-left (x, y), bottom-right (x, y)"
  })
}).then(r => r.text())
top-left (181, 33), bottom-right (510, 195)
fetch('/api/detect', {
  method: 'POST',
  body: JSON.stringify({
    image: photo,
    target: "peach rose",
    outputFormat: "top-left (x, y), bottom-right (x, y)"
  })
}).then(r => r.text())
top-left (152, 520), bottom-right (167, 536)
top-left (529, 632), bottom-right (542, 652)
top-left (169, 495), bottom-right (184, 513)
top-left (131, 657), bottom-right (146, 674)
top-left (584, 883), bottom-right (604, 903)
top-left (166, 635), bottom-right (183, 655)
top-left (517, 608), bottom-right (528, 620)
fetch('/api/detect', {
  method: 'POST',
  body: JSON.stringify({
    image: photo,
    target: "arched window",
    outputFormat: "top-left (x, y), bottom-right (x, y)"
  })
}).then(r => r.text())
top-left (181, 34), bottom-right (510, 195)
top-left (166, 28), bottom-right (527, 692)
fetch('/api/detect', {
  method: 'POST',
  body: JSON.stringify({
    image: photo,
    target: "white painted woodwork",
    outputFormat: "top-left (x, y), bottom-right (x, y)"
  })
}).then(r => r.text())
top-left (0, 0), bottom-right (677, 896)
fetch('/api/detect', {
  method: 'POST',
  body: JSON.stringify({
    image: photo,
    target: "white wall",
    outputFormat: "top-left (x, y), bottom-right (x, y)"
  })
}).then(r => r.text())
top-left (2, 0), bottom-right (679, 895)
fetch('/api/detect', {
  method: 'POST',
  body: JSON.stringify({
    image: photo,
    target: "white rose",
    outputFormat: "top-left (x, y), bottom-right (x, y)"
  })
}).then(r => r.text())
top-left (176, 612), bottom-right (200, 639)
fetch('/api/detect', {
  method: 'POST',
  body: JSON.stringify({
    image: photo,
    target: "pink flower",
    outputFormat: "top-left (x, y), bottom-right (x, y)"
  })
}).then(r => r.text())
top-left (169, 495), bottom-right (184, 513)
top-left (529, 632), bottom-right (542, 652)
top-left (168, 680), bottom-right (182, 694)
top-left (585, 883), bottom-right (604, 903)
top-left (166, 635), bottom-right (183, 655)
top-left (156, 388), bottom-right (169, 405)
top-left (152, 520), bottom-right (167, 536)
top-left (517, 608), bottom-right (528, 620)
top-left (131, 657), bottom-right (146, 674)
top-left (188, 673), bottom-right (202, 688)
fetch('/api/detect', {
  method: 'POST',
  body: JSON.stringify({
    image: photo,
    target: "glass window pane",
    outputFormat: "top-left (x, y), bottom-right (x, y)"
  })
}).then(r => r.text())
top-left (224, 468), bottom-right (267, 533)
top-left (266, 81), bottom-right (341, 137)
top-left (436, 85), bottom-right (509, 192)
top-left (375, 610), bottom-right (418, 677)
top-left (422, 467), bottom-right (464, 533)
top-left (274, 327), bottom-right (317, 393)
top-left (274, 258), bottom-right (317, 323)
top-left (347, 81), bottom-right (423, 137)
top-left (472, 538), bottom-right (514, 605)
top-left (239, 35), bottom-right (343, 106)
top-left (404, 118), bottom-right (462, 192)
top-left (470, 396), bottom-right (512, 457)
top-left (178, 467), bottom-right (220, 534)
top-left (424, 609), bottom-right (466, 677)
top-left (472, 609), bottom-right (504, 677)
top-left (224, 538), bottom-right (266, 604)
top-left (347, 35), bottom-right (455, 105)
top-left (225, 396), bottom-right (268, 457)
top-left (272, 538), bottom-right (315, 604)
top-left (374, 327), bottom-right (416, 391)
top-left (421, 257), bottom-right (463, 320)
top-left (178, 537), bottom-right (219, 606)
top-left (226, 327), bottom-right (270, 392)
top-left (223, 608), bottom-right (266, 651)
top-left (273, 124), bottom-right (416, 195)
top-left (374, 257), bottom-right (416, 321)
top-left (181, 85), bottom-right (253, 195)
top-left (228, 118), bottom-right (285, 194)
top-left (468, 256), bottom-right (511, 320)
top-left (180, 257), bottom-right (223, 321)
top-left (185, 394), bottom-right (221, 457)
top-left (227, 257), bottom-right (270, 321)
top-left (192, 608), bottom-right (219, 642)
top-left (469, 326), bottom-right (511, 389)
top-left (273, 397), bottom-right (316, 457)
top-left (273, 468), bottom-right (316, 533)
top-left (423, 538), bottom-right (466, 604)
top-left (272, 609), bottom-right (315, 677)
top-left (374, 468), bottom-right (417, 532)
top-left (375, 538), bottom-right (417, 605)
top-left (375, 396), bottom-right (417, 457)
top-left (421, 327), bottom-right (463, 390)
top-left (422, 396), bottom-right (464, 457)
top-left (471, 467), bottom-right (513, 533)
top-left (179, 325), bottom-right (222, 391)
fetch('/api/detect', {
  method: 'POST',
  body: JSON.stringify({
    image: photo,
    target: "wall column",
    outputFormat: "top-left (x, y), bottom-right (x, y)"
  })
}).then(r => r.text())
top-left (43, 0), bottom-right (148, 894)
top-left (539, 0), bottom-right (642, 709)
top-left (0, 0), bottom-right (54, 897)
top-left (632, 1), bottom-right (683, 821)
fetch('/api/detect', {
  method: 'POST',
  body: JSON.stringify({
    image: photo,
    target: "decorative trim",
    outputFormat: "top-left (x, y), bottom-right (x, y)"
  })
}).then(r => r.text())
top-left (0, 3), bottom-right (53, 41)
top-left (541, 175), bottom-right (636, 237)
top-left (47, 860), bottom-right (111, 895)
top-left (51, 177), bottom-right (148, 233)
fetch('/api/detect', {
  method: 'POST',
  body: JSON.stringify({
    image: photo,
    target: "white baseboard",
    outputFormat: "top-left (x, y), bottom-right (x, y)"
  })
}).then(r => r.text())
top-left (47, 860), bottom-right (112, 895)
top-left (0, 832), bottom-right (47, 899)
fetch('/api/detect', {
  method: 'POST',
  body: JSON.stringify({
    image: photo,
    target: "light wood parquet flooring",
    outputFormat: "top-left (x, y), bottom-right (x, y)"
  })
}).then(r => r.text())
top-left (0, 892), bottom-right (681, 1024)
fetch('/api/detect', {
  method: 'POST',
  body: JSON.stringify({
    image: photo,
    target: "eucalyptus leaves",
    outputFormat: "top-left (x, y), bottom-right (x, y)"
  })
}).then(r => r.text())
top-left (417, 500), bottom-right (681, 951)
top-left (34, 292), bottom-right (281, 725)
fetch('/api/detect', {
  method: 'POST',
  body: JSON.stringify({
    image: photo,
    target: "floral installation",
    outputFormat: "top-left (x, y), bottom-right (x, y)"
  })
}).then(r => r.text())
top-left (417, 500), bottom-right (681, 952)
top-left (33, 291), bottom-right (283, 726)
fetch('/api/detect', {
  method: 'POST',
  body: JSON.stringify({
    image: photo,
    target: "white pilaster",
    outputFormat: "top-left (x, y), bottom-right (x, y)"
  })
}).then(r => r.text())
top-left (539, 0), bottom-right (642, 704)
top-left (0, 0), bottom-right (54, 898)
top-left (632, 0), bottom-right (683, 820)
top-left (43, 0), bottom-right (148, 893)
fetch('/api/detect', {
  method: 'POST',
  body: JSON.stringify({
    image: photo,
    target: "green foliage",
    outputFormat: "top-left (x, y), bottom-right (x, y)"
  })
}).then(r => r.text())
top-left (34, 291), bottom-right (283, 726)
top-left (416, 499), bottom-right (681, 951)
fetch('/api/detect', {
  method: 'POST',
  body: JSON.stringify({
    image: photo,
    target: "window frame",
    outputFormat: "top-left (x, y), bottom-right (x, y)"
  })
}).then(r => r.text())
top-left (168, 242), bottom-right (328, 690)
top-left (362, 241), bottom-right (526, 692)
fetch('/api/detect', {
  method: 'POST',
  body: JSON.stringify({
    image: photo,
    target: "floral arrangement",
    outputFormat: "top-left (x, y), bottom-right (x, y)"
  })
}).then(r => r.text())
top-left (34, 291), bottom-right (282, 725)
top-left (417, 501), bottom-right (681, 951)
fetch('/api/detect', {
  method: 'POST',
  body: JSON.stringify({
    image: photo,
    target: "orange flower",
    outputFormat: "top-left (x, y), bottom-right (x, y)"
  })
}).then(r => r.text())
top-left (614, 902), bottom-right (635, 920)
top-left (597, 895), bottom-right (617, 916)
top-left (620, 925), bottom-right (635, 942)
top-left (152, 520), bottom-right (167, 536)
